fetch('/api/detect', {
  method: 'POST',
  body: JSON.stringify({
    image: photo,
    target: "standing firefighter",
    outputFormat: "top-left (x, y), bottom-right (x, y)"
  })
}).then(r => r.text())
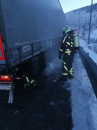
top-left (59, 26), bottom-right (74, 81)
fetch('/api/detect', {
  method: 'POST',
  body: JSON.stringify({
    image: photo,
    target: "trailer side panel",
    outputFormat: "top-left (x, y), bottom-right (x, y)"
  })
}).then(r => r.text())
top-left (0, 0), bottom-right (65, 67)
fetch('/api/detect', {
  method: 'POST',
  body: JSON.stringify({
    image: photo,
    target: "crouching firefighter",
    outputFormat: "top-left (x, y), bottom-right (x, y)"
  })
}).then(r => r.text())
top-left (59, 26), bottom-right (74, 81)
top-left (22, 74), bottom-right (38, 93)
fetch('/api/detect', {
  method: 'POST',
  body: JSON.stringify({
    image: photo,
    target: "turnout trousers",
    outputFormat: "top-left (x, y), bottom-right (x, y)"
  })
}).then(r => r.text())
top-left (62, 55), bottom-right (73, 80)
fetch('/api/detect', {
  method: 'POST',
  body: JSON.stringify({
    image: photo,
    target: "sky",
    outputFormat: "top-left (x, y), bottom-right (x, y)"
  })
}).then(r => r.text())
top-left (59, 0), bottom-right (97, 13)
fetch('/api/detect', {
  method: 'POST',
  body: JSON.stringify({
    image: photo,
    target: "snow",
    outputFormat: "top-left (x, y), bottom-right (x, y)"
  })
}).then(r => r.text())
top-left (83, 47), bottom-right (97, 64)
top-left (88, 43), bottom-right (97, 54)
top-left (68, 53), bottom-right (97, 130)
top-left (63, 3), bottom-right (97, 129)
top-left (79, 38), bottom-right (97, 64)
top-left (79, 38), bottom-right (88, 47)
top-left (90, 29), bottom-right (97, 41)
top-left (43, 51), bottom-right (97, 130)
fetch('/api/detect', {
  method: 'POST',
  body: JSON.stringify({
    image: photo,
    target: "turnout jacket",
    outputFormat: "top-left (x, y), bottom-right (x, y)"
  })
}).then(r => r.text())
top-left (59, 32), bottom-right (75, 59)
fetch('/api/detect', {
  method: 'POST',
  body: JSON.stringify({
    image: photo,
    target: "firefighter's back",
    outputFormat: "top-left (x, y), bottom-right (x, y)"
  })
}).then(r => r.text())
top-left (62, 32), bottom-right (74, 60)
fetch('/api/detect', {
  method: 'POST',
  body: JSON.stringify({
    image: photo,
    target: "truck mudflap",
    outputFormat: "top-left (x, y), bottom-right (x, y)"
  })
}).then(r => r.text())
top-left (0, 34), bottom-right (6, 64)
top-left (0, 83), bottom-right (14, 103)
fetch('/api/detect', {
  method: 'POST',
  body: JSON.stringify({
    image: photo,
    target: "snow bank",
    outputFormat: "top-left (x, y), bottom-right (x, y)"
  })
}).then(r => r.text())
top-left (90, 29), bottom-right (97, 41)
top-left (79, 38), bottom-right (97, 64)
top-left (68, 53), bottom-right (97, 130)
top-left (87, 43), bottom-right (97, 54)
top-left (83, 47), bottom-right (97, 64)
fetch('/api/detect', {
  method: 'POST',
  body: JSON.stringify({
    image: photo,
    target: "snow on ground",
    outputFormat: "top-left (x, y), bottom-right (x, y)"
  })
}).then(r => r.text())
top-left (68, 53), bottom-right (97, 130)
top-left (43, 52), bottom-right (97, 130)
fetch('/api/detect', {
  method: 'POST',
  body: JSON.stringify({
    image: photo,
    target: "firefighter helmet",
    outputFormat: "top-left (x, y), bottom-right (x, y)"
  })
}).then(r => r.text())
top-left (63, 26), bottom-right (71, 34)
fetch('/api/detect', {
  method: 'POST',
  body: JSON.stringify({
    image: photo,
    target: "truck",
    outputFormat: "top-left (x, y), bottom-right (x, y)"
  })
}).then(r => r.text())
top-left (0, 0), bottom-right (65, 103)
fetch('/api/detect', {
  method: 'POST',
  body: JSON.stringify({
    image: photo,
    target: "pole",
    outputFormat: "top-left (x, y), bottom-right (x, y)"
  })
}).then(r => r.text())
top-left (88, 0), bottom-right (93, 44)
top-left (78, 9), bottom-right (80, 45)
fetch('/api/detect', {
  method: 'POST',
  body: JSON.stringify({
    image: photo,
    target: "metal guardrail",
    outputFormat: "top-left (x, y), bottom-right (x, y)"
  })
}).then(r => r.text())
top-left (79, 48), bottom-right (97, 98)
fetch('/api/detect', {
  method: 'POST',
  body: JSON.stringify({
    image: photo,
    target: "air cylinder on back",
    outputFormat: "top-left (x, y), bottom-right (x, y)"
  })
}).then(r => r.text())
top-left (72, 30), bottom-right (80, 49)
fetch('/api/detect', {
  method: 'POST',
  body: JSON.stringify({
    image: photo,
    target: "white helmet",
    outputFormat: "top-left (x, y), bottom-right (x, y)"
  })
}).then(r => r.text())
top-left (63, 26), bottom-right (71, 34)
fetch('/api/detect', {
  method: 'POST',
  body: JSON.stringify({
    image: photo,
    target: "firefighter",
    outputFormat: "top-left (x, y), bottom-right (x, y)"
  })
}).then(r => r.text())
top-left (22, 74), bottom-right (38, 92)
top-left (59, 26), bottom-right (74, 81)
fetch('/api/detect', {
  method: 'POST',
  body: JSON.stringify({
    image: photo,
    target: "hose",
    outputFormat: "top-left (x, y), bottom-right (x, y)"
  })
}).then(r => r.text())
top-left (16, 79), bottom-right (60, 108)
top-left (16, 93), bottom-right (33, 108)
top-left (49, 79), bottom-right (60, 95)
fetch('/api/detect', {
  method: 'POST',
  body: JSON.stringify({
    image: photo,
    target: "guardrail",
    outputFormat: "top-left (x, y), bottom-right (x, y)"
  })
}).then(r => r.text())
top-left (79, 48), bottom-right (97, 98)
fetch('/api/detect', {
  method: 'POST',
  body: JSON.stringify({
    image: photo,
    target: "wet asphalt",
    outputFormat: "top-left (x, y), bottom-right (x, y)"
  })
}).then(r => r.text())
top-left (0, 67), bottom-right (73, 130)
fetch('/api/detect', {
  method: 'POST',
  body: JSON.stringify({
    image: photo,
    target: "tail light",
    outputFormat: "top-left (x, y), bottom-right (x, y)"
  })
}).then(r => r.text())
top-left (16, 77), bottom-right (20, 80)
top-left (0, 75), bottom-right (11, 83)
top-left (0, 34), bottom-right (5, 60)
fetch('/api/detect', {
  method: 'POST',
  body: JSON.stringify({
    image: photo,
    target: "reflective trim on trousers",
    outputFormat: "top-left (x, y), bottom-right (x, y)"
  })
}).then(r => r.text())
top-left (64, 65), bottom-right (68, 72)
top-left (69, 68), bottom-right (73, 76)
top-left (70, 68), bottom-right (73, 72)
top-left (70, 72), bottom-right (73, 76)
top-left (31, 80), bottom-right (35, 84)
top-left (62, 73), bottom-right (68, 75)
top-left (26, 77), bottom-right (30, 83)
top-left (62, 60), bottom-right (66, 64)
top-left (60, 49), bottom-right (63, 52)
top-left (24, 83), bottom-right (30, 89)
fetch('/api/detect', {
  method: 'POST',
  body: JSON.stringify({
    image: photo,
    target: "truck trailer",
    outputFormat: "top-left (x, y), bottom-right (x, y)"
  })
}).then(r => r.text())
top-left (0, 0), bottom-right (65, 103)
